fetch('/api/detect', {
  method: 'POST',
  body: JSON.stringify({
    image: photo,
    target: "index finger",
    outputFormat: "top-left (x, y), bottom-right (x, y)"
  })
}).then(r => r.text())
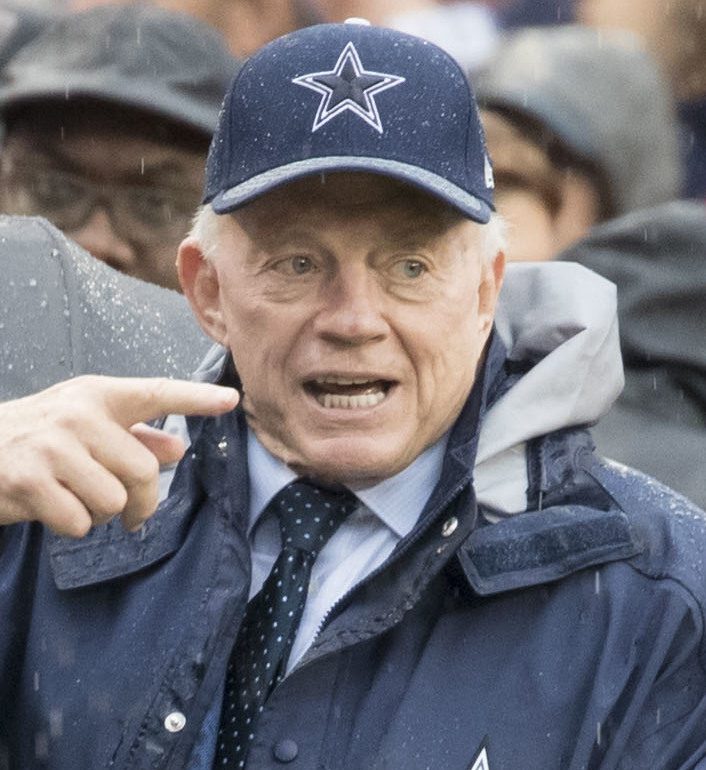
top-left (98, 377), bottom-right (239, 427)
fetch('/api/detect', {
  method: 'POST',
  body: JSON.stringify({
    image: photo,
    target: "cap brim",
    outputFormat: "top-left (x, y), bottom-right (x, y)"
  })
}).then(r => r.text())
top-left (211, 156), bottom-right (492, 223)
top-left (0, 78), bottom-right (217, 137)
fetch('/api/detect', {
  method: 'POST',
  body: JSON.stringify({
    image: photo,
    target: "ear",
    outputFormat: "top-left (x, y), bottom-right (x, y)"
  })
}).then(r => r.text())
top-left (477, 249), bottom-right (506, 339)
top-left (177, 236), bottom-right (229, 346)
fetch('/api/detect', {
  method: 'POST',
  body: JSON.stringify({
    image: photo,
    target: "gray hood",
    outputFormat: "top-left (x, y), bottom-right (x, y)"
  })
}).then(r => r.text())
top-left (477, 261), bottom-right (621, 512)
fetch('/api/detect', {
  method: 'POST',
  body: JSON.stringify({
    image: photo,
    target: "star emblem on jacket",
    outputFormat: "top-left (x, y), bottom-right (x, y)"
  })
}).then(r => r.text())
top-left (469, 745), bottom-right (490, 770)
top-left (292, 41), bottom-right (405, 134)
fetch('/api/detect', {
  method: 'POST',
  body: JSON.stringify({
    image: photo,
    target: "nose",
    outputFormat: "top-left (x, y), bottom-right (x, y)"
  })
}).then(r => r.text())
top-left (68, 208), bottom-right (138, 276)
top-left (313, 267), bottom-right (389, 346)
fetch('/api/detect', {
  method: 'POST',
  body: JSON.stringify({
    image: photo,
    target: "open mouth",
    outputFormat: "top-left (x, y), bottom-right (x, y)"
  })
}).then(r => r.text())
top-left (304, 376), bottom-right (395, 409)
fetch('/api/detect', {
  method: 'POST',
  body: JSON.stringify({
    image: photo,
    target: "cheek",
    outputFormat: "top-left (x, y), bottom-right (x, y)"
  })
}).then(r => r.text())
top-left (407, 292), bottom-right (484, 414)
top-left (220, 287), bottom-right (299, 397)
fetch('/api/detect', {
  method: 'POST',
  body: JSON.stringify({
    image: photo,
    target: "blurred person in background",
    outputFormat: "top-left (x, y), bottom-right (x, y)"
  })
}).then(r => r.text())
top-left (0, 4), bottom-right (238, 290)
top-left (474, 26), bottom-right (704, 507)
top-left (559, 201), bottom-right (706, 510)
top-left (475, 25), bottom-right (681, 261)
top-left (309, 0), bottom-right (501, 72)
top-left (67, 0), bottom-right (322, 56)
top-left (59, 0), bottom-right (575, 75)
top-left (0, 3), bottom-right (53, 72)
top-left (577, 0), bottom-right (706, 199)
top-left (496, 0), bottom-right (575, 26)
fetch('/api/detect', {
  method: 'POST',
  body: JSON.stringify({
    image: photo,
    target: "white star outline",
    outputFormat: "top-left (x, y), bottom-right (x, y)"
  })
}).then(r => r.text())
top-left (292, 41), bottom-right (406, 134)
top-left (469, 746), bottom-right (490, 770)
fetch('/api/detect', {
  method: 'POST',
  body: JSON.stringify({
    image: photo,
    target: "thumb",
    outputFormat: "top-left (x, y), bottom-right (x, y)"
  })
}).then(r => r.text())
top-left (130, 422), bottom-right (186, 466)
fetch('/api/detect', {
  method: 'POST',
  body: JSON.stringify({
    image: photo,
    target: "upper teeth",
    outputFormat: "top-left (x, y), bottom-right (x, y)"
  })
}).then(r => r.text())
top-left (315, 376), bottom-right (375, 385)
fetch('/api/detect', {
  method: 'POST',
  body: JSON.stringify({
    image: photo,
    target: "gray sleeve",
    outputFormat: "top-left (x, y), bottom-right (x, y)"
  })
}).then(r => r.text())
top-left (0, 215), bottom-right (212, 400)
top-left (0, 216), bottom-right (78, 399)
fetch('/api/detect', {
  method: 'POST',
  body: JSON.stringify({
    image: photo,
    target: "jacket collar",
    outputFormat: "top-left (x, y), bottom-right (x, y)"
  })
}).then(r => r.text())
top-left (416, 328), bottom-right (508, 531)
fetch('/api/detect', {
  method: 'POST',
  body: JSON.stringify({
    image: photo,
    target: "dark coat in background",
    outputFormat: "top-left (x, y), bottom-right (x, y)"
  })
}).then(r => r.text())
top-left (0, 216), bottom-right (212, 400)
top-left (560, 200), bottom-right (706, 509)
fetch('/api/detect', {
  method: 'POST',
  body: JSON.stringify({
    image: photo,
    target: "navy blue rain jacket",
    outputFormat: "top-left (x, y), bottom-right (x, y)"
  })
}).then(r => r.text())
top-left (2, 336), bottom-right (706, 770)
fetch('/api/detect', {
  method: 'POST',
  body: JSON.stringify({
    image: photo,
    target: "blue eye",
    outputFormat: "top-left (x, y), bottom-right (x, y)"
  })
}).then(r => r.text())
top-left (273, 255), bottom-right (316, 275)
top-left (399, 259), bottom-right (425, 279)
top-left (292, 256), bottom-right (313, 274)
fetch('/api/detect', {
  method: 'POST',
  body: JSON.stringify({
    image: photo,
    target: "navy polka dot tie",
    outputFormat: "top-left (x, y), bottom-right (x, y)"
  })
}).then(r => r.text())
top-left (214, 479), bottom-right (357, 768)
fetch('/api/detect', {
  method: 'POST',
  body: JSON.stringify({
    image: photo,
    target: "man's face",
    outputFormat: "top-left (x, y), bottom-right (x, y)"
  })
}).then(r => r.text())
top-left (181, 173), bottom-right (504, 485)
top-left (0, 107), bottom-right (206, 290)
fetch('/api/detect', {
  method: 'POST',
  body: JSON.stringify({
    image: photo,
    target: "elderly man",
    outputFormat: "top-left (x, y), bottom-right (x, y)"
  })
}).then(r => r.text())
top-left (1, 21), bottom-right (706, 770)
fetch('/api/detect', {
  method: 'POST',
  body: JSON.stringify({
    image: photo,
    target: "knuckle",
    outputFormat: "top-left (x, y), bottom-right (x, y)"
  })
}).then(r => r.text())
top-left (142, 378), bottom-right (172, 406)
top-left (51, 374), bottom-right (102, 404)
top-left (39, 434), bottom-right (72, 465)
top-left (53, 401), bottom-right (91, 431)
top-left (3, 467), bottom-right (37, 501)
top-left (45, 375), bottom-right (109, 424)
top-left (95, 486), bottom-right (129, 519)
top-left (124, 453), bottom-right (159, 488)
top-left (64, 516), bottom-right (92, 539)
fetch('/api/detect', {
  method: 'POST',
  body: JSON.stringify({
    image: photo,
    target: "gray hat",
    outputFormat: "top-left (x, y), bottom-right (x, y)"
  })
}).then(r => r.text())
top-left (0, 3), bottom-right (53, 70)
top-left (0, 3), bottom-right (239, 136)
top-left (476, 26), bottom-right (681, 216)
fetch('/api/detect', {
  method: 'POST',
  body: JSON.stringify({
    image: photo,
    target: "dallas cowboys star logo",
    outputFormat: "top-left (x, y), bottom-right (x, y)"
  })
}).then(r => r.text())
top-left (292, 41), bottom-right (405, 134)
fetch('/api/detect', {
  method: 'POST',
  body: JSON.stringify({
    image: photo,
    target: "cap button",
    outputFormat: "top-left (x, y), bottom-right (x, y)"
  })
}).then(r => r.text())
top-left (344, 17), bottom-right (371, 25)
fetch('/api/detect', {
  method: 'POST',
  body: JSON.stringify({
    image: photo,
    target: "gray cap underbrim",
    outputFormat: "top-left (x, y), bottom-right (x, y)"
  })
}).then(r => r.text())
top-left (211, 156), bottom-right (492, 223)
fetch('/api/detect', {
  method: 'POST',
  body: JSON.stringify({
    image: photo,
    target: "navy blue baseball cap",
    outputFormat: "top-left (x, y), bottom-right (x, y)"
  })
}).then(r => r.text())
top-left (203, 20), bottom-right (495, 223)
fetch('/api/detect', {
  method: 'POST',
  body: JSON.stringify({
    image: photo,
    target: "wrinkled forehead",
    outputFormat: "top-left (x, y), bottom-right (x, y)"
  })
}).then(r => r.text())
top-left (228, 171), bottom-right (474, 235)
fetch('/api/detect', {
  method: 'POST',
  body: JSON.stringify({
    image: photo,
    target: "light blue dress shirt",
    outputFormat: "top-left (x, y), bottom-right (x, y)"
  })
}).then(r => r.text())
top-left (189, 428), bottom-right (448, 767)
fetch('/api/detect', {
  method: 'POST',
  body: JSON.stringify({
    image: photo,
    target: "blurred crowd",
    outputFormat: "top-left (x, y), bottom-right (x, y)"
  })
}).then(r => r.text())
top-left (0, 0), bottom-right (704, 506)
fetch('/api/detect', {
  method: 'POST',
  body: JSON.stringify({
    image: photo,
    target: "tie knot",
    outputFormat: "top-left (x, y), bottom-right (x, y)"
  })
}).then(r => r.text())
top-left (271, 479), bottom-right (356, 555)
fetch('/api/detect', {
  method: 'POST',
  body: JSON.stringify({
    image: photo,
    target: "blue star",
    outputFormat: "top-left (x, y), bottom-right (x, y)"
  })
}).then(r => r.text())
top-left (292, 42), bottom-right (405, 134)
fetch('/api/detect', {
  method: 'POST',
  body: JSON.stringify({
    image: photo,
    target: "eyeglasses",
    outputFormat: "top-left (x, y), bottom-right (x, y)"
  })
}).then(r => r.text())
top-left (0, 161), bottom-right (200, 244)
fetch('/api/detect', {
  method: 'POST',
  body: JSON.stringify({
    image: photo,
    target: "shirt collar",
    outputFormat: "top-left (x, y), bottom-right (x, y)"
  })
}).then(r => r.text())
top-left (247, 429), bottom-right (448, 539)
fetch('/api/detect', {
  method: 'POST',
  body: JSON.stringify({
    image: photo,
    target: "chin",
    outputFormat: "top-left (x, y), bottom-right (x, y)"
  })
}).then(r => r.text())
top-left (292, 435), bottom-right (411, 486)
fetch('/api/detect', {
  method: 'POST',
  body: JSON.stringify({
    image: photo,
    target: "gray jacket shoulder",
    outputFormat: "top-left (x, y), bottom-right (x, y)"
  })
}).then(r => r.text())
top-left (0, 216), bottom-right (212, 399)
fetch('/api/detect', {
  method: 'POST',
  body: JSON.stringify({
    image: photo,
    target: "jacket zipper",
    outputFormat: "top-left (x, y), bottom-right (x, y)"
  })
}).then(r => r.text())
top-left (307, 475), bottom-right (473, 653)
